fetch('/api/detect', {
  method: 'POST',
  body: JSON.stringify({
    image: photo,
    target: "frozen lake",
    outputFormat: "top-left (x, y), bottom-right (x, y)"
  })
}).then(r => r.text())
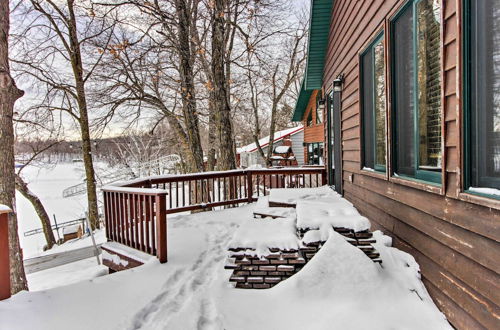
top-left (16, 162), bottom-right (100, 258)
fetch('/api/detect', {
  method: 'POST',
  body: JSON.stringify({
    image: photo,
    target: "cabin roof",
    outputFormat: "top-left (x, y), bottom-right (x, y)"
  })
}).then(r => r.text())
top-left (237, 126), bottom-right (304, 154)
top-left (292, 0), bottom-right (333, 122)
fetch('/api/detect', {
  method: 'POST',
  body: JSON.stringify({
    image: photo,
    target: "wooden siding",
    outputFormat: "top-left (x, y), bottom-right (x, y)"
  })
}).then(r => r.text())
top-left (302, 90), bottom-right (325, 143)
top-left (323, 1), bottom-right (500, 329)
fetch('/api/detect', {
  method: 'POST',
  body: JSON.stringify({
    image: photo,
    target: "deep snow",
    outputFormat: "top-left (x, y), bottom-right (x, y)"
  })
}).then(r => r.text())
top-left (1, 190), bottom-right (452, 330)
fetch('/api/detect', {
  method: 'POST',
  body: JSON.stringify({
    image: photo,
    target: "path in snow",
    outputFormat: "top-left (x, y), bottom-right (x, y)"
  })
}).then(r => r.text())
top-left (128, 215), bottom-right (238, 330)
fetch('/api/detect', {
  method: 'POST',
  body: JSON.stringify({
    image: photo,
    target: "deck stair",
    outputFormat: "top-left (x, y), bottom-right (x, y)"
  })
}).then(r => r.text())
top-left (227, 190), bottom-right (382, 289)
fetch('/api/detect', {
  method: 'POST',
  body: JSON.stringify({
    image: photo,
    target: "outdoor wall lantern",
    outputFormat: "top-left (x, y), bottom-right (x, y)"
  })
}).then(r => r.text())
top-left (317, 98), bottom-right (326, 112)
top-left (333, 74), bottom-right (345, 92)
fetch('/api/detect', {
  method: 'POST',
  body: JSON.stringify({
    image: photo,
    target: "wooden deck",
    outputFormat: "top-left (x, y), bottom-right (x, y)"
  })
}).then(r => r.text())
top-left (101, 167), bottom-right (327, 269)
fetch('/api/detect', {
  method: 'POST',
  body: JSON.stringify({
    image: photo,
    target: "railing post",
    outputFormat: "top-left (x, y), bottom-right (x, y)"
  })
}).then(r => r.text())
top-left (246, 170), bottom-right (253, 203)
top-left (321, 168), bottom-right (327, 186)
top-left (155, 193), bottom-right (168, 263)
top-left (0, 207), bottom-right (12, 301)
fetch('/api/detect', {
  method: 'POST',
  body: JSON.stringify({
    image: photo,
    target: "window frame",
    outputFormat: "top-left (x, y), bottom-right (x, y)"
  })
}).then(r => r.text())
top-left (360, 31), bottom-right (387, 173)
top-left (390, 0), bottom-right (443, 185)
top-left (306, 142), bottom-right (324, 165)
top-left (462, 0), bottom-right (500, 200)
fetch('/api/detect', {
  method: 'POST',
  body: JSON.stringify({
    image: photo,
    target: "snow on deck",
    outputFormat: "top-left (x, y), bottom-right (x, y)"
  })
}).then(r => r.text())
top-left (0, 188), bottom-right (452, 330)
top-left (228, 217), bottom-right (299, 256)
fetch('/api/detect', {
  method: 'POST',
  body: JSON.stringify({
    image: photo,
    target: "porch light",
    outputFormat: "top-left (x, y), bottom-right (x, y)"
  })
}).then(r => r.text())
top-left (333, 74), bottom-right (345, 92)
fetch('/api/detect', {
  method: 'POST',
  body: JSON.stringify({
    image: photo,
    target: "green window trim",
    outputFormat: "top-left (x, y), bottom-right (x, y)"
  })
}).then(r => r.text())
top-left (360, 31), bottom-right (387, 173)
top-left (462, 0), bottom-right (500, 200)
top-left (390, 0), bottom-right (443, 185)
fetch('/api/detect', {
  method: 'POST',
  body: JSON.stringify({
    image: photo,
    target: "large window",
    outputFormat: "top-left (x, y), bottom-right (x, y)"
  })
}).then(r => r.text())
top-left (306, 142), bottom-right (324, 165)
top-left (465, 0), bottom-right (500, 193)
top-left (391, 0), bottom-right (442, 183)
top-left (361, 33), bottom-right (387, 172)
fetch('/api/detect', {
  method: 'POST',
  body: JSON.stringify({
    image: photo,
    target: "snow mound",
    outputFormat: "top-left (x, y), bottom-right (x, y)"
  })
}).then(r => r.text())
top-left (268, 186), bottom-right (335, 205)
top-left (278, 229), bottom-right (380, 297)
top-left (296, 200), bottom-right (371, 232)
top-left (228, 218), bottom-right (299, 256)
top-left (302, 229), bottom-right (330, 244)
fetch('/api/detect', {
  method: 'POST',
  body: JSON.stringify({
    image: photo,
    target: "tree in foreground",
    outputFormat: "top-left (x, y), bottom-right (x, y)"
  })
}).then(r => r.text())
top-left (0, 0), bottom-right (28, 293)
top-left (13, 0), bottom-right (118, 230)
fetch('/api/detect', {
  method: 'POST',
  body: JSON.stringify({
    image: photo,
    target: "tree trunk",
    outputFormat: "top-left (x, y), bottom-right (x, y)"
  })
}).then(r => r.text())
top-left (15, 174), bottom-right (56, 250)
top-left (265, 104), bottom-right (277, 167)
top-left (175, 0), bottom-right (205, 173)
top-left (0, 0), bottom-right (28, 294)
top-left (212, 0), bottom-right (236, 171)
top-left (67, 0), bottom-right (99, 230)
top-left (207, 98), bottom-right (217, 171)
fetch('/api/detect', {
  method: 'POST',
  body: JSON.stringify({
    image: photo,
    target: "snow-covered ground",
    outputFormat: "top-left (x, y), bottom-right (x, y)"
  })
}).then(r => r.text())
top-left (16, 162), bottom-right (109, 257)
top-left (17, 162), bottom-right (91, 256)
top-left (1, 192), bottom-right (452, 330)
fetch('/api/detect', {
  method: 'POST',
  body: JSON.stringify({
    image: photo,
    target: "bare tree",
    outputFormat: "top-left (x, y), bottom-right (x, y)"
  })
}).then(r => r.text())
top-left (0, 0), bottom-right (28, 294)
top-left (12, 0), bottom-right (118, 229)
top-left (240, 5), bottom-right (307, 166)
top-left (211, 0), bottom-right (236, 170)
top-left (15, 141), bottom-right (58, 250)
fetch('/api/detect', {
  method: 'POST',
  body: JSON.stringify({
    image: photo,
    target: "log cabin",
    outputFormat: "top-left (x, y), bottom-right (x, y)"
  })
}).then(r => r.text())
top-left (292, 1), bottom-right (500, 328)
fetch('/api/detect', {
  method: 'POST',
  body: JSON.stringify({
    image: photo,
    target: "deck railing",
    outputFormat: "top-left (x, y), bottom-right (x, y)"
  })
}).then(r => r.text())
top-left (102, 167), bottom-right (326, 263)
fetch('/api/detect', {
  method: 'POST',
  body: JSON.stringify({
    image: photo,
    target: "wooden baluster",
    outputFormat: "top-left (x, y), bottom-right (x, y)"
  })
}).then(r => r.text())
top-left (188, 180), bottom-right (192, 207)
top-left (182, 181), bottom-right (185, 207)
top-left (175, 181), bottom-right (179, 208)
top-left (218, 177), bottom-right (221, 202)
top-left (143, 195), bottom-right (149, 253)
top-left (201, 179), bottom-right (204, 203)
top-left (246, 171), bottom-right (252, 202)
top-left (125, 194), bottom-right (130, 246)
top-left (133, 194), bottom-right (138, 249)
top-left (117, 193), bottom-right (122, 244)
top-left (139, 195), bottom-right (145, 252)
top-left (169, 183), bottom-right (172, 209)
top-left (193, 179), bottom-right (197, 204)
top-left (113, 192), bottom-right (118, 242)
top-left (103, 192), bottom-right (110, 241)
top-left (151, 196), bottom-right (156, 255)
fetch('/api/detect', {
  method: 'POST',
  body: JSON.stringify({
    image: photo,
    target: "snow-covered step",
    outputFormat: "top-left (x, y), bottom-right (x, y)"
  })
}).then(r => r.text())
top-left (101, 242), bottom-right (154, 272)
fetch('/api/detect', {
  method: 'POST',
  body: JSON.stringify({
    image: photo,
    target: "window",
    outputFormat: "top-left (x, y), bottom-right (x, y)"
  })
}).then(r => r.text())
top-left (306, 142), bottom-right (324, 165)
top-left (391, 0), bottom-right (442, 184)
top-left (465, 0), bottom-right (500, 194)
top-left (316, 91), bottom-right (323, 124)
top-left (361, 33), bottom-right (387, 172)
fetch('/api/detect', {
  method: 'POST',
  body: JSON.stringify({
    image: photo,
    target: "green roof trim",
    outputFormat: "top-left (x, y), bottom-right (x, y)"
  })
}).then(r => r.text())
top-left (292, 0), bottom-right (333, 122)
top-left (292, 80), bottom-right (313, 121)
top-left (304, 0), bottom-right (333, 90)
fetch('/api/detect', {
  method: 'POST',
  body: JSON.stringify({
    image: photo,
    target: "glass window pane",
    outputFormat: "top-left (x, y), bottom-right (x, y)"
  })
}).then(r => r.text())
top-left (393, 4), bottom-right (415, 176)
top-left (373, 39), bottom-right (387, 167)
top-left (470, 0), bottom-right (500, 189)
top-left (361, 49), bottom-right (375, 169)
top-left (417, 0), bottom-right (442, 171)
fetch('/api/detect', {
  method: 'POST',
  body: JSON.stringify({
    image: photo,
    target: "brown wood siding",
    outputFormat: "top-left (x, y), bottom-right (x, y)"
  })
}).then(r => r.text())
top-left (323, 1), bottom-right (500, 329)
top-left (302, 90), bottom-right (325, 143)
top-left (303, 90), bottom-right (325, 162)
